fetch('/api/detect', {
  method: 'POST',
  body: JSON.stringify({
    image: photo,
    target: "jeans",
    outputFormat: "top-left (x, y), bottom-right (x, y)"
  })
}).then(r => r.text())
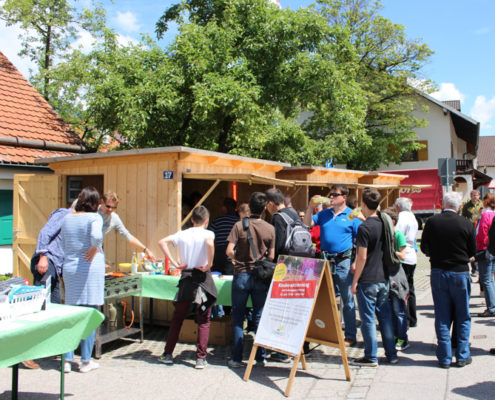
top-left (390, 294), bottom-right (408, 341)
top-left (66, 305), bottom-right (98, 362)
top-left (478, 252), bottom-right (495, 312)
top-left (356, 282), bottom-right (397, 362)
top-left (332, 258), bottom-right (357, 340)
top-left (402, 263), bottom-right (417, 326)
top-left (231, 272), bottom-right (269, 362)
top-left (165, 301), bottom-right (212, 359)
top-left (430, 269), bottom-right (471, 364)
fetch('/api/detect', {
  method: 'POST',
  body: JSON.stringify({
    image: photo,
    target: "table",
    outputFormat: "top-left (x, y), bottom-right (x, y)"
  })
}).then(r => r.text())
top-left (0, 304), bottom-right (104, 400)
top-left (140, 275), bottom-right (251, 325)
top-left (141, 275), bottom-right (234, 305)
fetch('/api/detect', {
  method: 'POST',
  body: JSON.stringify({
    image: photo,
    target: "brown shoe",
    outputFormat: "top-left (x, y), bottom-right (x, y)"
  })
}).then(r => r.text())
top-left (22, 360), bottom-right (40, 369)
top-left (344, 338), bottom-right (357, 347)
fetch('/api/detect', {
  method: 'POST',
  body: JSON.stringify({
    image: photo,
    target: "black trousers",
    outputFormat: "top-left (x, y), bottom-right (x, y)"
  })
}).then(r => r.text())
top-left (402, 263), bottom-right (417, 326)
top-left (30, 256), bottom-right (61, 304)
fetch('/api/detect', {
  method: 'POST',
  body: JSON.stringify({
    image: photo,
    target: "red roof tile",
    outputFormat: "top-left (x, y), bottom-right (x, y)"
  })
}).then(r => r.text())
top-left (0, 51), bottom-right (85, 165)
top-left (478, 136), bottom-right (495, 167)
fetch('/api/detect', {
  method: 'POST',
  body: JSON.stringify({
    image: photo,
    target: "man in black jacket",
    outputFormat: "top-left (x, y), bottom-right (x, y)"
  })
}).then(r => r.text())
top-left (421, 192), bottom-right (476, 369)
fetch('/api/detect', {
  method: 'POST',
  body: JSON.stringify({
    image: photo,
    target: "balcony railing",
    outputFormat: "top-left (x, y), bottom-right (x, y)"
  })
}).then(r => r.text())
top-left (456, 159), bottom-right (474, 173)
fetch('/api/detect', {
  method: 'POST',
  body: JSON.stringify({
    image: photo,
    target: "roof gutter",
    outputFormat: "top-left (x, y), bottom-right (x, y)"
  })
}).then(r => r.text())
top-left (0, 136), bottom-right (90, 153)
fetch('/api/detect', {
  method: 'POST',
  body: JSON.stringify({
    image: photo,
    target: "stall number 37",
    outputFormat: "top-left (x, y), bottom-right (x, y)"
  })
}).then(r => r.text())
top-left (163, 171), bottom-right (174, 180)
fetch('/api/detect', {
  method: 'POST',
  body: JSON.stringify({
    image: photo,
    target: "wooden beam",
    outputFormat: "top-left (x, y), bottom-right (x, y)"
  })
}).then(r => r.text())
top-left (181, 179), bottom-right (221, 228)
top-left (15, 244), bottom-right (32, 269)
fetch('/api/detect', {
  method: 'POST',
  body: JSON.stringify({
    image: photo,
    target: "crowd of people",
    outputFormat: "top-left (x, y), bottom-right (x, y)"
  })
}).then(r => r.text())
top-left (27, 184), bottom-right (495, 373)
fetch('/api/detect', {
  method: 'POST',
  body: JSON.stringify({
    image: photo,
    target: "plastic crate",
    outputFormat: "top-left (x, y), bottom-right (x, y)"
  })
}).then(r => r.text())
top-left (0, 287), bottom-right (47, 322)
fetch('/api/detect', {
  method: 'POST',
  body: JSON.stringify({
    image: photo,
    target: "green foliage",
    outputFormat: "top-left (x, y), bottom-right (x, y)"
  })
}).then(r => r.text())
top-left (0, 0), bottom-right (106, 100)
top-left (5, 0), bottom-right (433, 169)
top-left (316, 0), bottom-right (433, 169)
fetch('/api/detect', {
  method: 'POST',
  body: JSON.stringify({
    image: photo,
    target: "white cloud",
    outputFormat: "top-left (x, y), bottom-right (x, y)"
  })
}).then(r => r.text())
top-left (0, 21), bottom-right (36, 78)
top-left (470, 95), bottom-right (495, 129)
top-left (72, 30), bottom-right (97, 53)
top-left (116, 34), bottom-right (140, 47)
top-left (474, 26), bottom-right (493, 35)
top-left (431, 83), bottom-right (466, 102)
top-left (113, 11), bottom-right (140, 33)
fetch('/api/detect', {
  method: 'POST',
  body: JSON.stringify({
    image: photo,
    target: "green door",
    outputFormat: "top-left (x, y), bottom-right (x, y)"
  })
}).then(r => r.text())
top-left (0, 190), bottom-right (13, 245)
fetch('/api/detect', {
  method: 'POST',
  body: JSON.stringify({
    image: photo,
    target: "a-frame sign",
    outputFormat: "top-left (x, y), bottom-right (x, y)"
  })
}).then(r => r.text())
top-left (243, 256), bottom-right (351, 397)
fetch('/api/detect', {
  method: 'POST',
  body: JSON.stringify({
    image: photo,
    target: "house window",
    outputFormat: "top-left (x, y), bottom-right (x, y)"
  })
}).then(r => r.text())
top-left (401, 140), bottom-right (428, 162)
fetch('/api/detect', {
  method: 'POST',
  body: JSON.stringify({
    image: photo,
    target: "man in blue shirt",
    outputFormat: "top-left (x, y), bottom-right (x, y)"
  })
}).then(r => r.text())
top-left (31, 207), bottom-right (73, 304)
top-left (304, 184), bottom-right (362, 346)
top-left (26, 207), bottom-right (72, 370)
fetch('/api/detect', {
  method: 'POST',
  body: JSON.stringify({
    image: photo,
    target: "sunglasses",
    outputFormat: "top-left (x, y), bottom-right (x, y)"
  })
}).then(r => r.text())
top-left (105, 203), bottom-right (117, 210)
top-left (329, 193), bottom-right (343, 198)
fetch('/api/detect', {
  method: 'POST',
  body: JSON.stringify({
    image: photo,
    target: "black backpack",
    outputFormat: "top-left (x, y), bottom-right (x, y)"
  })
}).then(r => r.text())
top-left (278, 211), bottom-right (314, 257)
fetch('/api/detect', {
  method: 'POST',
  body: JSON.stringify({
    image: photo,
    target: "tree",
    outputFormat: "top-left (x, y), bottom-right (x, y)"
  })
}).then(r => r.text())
top-left (151, 0), bottom-right (367, 164)
top-left (316, 0), bottom-right (434, 169)
top-left (0, 0), bottom-right (105, 100)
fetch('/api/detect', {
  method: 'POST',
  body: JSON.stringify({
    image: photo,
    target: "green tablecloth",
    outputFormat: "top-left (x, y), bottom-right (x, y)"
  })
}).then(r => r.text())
top-left (0, 304), bottom-right (104, 368)
top-left (141, 275), bottom-right (236, 306)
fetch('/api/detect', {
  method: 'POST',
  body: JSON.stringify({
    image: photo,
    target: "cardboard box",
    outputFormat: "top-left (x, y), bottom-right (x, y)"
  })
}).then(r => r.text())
top-left (178, 316), bottom-right (232, 345)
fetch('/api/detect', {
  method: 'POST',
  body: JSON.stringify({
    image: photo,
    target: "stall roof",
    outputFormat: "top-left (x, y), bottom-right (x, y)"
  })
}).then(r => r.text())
top-left (36, 145), bottom-right (289, 170)
top-left (183, 172), bottom-right (295, 187)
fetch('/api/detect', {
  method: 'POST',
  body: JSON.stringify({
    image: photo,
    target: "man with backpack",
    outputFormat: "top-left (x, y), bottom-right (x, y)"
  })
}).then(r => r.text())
top-left (265, 188), bottom-right (314, 260)
top-left (265, 188), bottom-right (313, 361)
top-left (304, 184), bottom-right (362, 347)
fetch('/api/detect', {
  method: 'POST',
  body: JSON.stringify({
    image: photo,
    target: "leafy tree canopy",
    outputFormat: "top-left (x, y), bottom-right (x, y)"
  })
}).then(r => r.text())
top-left (4, 0), bottom-right (433, 169)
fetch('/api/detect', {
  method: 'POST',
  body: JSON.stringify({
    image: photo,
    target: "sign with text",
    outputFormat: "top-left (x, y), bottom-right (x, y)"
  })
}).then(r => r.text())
top-left (162, 170), bottom-right (174, 180)
top-left (254, 256), bottom-right (324, 356)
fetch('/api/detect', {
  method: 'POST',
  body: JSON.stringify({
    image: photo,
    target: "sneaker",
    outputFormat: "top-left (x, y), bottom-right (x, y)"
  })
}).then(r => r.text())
top-left (344, 338), bottom-right (357, 347)
top-left (387, 357), bottom-right (399, 365)
top-left (255, 359), bottom-right (266, 367)
top-left (270, 353), bottom-right (291, 363)
top-left (396, 339), bottom-right (410, 351)
top-left (350, 357), bottom-right (378, 367)
top-left (158, 353), bottom-right (174, 365)
top-left (79, 360), bottom-right (99, 373)
top-left (227, 359), bottom-right (243, 368)
top-left (195, 359), bottom-right (207, 369)
top-left (64, 362), bottom-right (71, 373)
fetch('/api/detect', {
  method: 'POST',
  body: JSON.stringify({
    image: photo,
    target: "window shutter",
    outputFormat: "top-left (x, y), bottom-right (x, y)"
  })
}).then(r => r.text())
top-left (418, 140), bottom-right (428, 161)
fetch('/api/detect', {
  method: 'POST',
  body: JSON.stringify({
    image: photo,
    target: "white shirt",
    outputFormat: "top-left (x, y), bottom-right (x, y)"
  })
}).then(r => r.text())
top-left (396, 210), bottom-right (418, 265)
top-left (169, 227), bottom-right (214, 269)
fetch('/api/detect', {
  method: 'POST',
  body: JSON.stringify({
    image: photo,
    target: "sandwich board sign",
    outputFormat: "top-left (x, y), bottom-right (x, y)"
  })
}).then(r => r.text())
top-left (243, 255), bottom-right (351, 397)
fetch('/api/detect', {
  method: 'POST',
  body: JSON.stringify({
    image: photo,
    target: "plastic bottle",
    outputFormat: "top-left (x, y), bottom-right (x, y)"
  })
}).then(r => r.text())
top-left (131, 252), bottom-right (138, 274)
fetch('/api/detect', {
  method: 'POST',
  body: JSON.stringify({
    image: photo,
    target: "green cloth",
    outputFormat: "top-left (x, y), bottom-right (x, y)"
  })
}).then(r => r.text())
top-left (141, 275), bottom-right (247, 306)
top-left (0, 304), bottom-right (104, 368)
top-left (395, 230), bottom-right (407, 251)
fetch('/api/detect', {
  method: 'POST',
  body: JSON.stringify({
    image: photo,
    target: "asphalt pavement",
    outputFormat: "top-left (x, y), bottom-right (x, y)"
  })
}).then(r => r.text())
top-left (1, 248), bottom-right (494, 400)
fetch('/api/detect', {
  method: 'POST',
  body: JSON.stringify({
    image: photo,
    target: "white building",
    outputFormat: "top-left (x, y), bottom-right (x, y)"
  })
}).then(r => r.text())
top-left (379, 92), bottom-right (490, 202)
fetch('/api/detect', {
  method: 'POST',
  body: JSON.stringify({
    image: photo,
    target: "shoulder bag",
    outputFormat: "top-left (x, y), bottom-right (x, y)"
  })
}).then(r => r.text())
top-left (242, 217), bottom-right (276, 284)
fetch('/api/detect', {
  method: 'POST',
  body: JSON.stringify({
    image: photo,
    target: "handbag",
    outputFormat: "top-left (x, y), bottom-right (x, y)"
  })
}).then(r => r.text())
top-left (243, 217), bottom-right (276, 284)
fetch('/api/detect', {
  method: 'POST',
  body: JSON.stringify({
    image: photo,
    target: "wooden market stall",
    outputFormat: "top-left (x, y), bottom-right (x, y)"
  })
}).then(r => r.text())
top-left (276, 167), bottom-right (408, 212)
top-left (13, 146), bottom-right (411, 326)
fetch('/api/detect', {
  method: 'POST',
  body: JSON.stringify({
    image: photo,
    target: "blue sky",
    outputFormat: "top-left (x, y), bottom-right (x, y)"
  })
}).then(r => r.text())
top-left (1, 0), bottom-right (494, 136)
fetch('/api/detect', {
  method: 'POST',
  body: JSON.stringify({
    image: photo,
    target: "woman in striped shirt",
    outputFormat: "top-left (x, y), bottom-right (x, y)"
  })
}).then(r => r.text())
top-left (61, 186), bottom-right (104, 373)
